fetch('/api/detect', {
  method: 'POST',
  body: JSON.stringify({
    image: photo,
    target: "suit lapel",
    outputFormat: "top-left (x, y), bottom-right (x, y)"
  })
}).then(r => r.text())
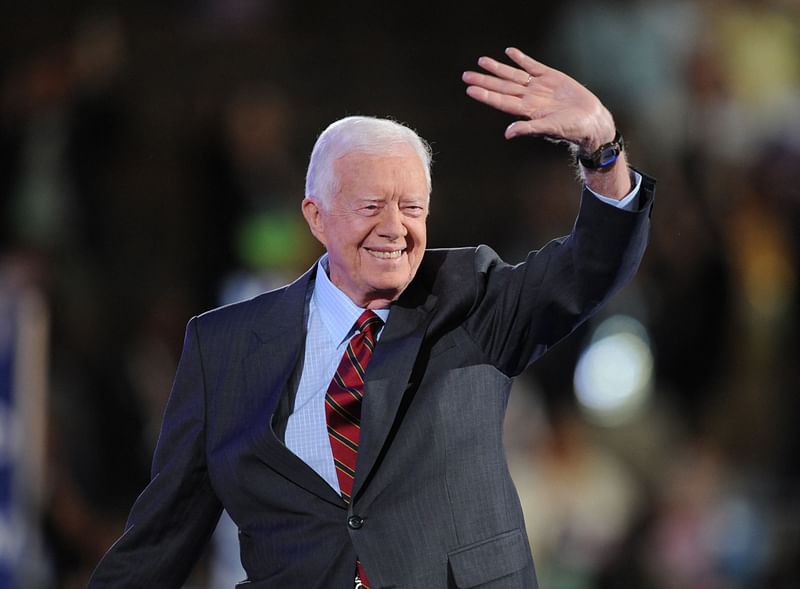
top-left (353, 290), bottom-right (437, 499)
top-left (242, 267), bottom-right (345, 507)
top-left (237, 263), bottom-right (438, 506)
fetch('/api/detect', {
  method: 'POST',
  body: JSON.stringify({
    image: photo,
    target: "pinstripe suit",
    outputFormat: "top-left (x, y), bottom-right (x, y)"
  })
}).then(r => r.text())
top-left (89, 177), bottom-right (654, 588)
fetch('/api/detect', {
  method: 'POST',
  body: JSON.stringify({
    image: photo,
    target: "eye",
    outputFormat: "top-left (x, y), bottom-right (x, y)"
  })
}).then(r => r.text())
top-left (358, 203), bottom-right (381, 216)
top-left (403, 204), bottom-right (426, 216)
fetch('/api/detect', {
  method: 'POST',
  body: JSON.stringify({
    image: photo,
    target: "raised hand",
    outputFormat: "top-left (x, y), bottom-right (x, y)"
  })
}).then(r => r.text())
top-left (463, 47), bottom-right (631, 199)
top-left (462, 47), bottom-right (616, 154)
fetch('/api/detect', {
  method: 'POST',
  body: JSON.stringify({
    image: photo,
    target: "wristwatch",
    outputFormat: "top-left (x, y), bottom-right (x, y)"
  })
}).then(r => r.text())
top-left (576, 131), bottom-right (624, 170)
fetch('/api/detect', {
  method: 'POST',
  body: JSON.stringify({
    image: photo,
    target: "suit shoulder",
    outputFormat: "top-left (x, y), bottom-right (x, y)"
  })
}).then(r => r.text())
top-left (192, 283), bottom-right (293, 336)
top-left (418, 246), bottom-right (506, 291)
top-left (410, 246), bottom-right (507, 322)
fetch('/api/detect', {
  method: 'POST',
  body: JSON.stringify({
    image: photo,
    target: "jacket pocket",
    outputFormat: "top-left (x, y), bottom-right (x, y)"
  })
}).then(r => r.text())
top-left (447, 528), bottom-right (529, 588)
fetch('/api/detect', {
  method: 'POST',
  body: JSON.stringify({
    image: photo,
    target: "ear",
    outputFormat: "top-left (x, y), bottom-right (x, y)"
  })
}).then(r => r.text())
top-left (301, 197), bottom-right (327, 246)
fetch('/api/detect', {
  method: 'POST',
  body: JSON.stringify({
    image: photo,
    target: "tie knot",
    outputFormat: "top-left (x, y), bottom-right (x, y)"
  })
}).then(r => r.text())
top-left (355, 310), bottom-right (383, 338)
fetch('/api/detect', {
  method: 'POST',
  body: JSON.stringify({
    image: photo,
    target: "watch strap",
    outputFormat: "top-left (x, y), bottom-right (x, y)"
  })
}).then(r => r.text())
top-left (577, 131), bottom-right (624, 170)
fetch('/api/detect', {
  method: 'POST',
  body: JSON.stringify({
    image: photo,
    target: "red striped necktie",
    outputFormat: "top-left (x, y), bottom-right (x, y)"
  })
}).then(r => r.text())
top-left (325, 310), bottom-right (383, 589)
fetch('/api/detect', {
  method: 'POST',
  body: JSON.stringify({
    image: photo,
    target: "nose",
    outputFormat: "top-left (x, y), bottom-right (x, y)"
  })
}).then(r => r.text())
top-left (377, 204), bottom-right (407, 240)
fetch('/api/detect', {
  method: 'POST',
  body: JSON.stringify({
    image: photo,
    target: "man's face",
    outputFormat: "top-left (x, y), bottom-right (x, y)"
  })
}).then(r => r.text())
top-left (302, 144), bottom-right (429, 309)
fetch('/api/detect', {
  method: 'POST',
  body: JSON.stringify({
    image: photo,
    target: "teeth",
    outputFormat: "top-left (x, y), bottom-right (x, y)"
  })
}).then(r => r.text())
top-left (367, 249), bottom-right (403, 259)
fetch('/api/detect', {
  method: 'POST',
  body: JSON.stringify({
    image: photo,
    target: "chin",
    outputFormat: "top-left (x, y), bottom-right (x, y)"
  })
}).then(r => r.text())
top-left (379, 270), bottom-right (415, 289)
top-left (366, 278), bottom-right (407, 301)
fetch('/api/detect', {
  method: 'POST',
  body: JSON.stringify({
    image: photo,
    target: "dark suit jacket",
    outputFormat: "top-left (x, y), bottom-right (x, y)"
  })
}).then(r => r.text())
top-left (89, 179), bottom-right (654, 588)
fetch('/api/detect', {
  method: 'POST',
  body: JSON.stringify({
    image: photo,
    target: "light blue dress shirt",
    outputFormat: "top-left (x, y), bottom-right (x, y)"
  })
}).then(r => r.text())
top-left (284, 256), bottom-right (389, 495)
top-left (589, 170), bottom-right (642, 209)
top-left (283, 174), bottom-right (642, 493)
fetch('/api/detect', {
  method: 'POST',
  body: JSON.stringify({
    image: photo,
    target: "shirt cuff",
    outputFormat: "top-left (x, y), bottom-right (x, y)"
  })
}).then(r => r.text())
top-left (587, 170), bottom-right (642, 211)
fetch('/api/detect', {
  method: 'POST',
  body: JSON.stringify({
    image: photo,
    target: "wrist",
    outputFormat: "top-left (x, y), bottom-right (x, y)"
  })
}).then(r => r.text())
top-left (582, 151), bottom-right (632, 199)
top-left (576, 130), bottom-right (624, 171)
top-left (577, 107), bottom-right (616, 153)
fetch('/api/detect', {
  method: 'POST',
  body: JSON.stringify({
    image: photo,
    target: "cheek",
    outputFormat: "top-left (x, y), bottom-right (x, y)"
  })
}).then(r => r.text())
top-left (335, 227), bottom-right (362, 252)
top-left (410, 223), bottom-right (427, 249)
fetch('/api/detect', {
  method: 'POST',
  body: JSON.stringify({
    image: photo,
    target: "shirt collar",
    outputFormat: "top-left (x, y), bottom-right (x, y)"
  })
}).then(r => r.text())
top-left (313, 254), bottom-right (390, 346)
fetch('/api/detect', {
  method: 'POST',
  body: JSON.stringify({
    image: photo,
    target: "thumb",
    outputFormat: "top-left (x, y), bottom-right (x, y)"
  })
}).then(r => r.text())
top-left (505, 120), bottom-right (530, 140)
top-left (505, 119), bottom-right (553, 140)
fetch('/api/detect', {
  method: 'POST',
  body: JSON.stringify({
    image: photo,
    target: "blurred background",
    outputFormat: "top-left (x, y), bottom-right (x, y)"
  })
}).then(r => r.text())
top-left (1, 0), bottom-right (799, 587)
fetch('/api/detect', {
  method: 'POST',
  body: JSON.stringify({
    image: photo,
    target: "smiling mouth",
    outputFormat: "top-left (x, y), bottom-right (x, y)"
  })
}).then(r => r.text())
top-left (365, 248), bottom-right (404, 259)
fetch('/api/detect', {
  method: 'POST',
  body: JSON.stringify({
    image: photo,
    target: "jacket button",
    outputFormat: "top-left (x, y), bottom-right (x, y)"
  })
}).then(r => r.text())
top-left (348, 515), bottom-right (364, 529)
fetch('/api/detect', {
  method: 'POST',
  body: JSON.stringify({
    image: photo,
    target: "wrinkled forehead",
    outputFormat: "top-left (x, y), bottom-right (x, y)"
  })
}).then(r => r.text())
top-left (337, 138), bottom-right (429, 180)
top-left (332, 146), bottom-right (430, 197)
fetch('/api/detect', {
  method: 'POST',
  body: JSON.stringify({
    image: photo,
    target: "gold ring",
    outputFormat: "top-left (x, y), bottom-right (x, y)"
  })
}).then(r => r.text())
top-left (523, 74), bottom-right (533, 86)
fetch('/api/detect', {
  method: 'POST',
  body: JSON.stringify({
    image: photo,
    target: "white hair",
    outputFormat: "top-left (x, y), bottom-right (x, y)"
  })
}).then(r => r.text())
top-left (305, 116), bottom-right (433, 206)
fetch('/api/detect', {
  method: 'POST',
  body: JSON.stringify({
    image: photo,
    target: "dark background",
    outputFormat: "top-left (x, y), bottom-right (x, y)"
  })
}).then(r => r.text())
top-left (1, 0), bottom-right (799, 587)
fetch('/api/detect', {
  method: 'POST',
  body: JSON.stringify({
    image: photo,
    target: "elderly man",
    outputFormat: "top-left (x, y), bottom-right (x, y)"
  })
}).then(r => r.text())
top-left (90, 48), bottom-right (654, 588)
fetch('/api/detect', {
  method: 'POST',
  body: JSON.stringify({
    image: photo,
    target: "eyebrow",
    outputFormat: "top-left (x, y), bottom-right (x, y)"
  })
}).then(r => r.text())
top-left (357, 195), bottom-right (428, 203)
top-left (401, 197), bottom-right (429, 208)
top-left (355, 194), bottom-right (430, 205)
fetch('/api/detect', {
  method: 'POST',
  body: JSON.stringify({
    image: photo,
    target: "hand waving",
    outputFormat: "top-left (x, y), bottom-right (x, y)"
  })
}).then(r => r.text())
top-left (462, 47), bottom-right (616, 153)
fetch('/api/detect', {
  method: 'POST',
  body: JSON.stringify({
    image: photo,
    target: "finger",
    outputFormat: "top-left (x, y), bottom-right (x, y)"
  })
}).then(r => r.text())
top-left (462, 70), bottom-right (529, 96)
top-left (476, 55), bottom-right (532, 86)
top-left (504, 47), bottom-right (549, 77)
top-left (465, 85), bottom-right (525, 117)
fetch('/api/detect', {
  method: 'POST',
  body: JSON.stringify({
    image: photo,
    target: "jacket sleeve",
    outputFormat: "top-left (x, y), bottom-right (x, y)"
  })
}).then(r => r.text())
top-left (88, 317), bottom-right (223, 588)
top-left (463, 174), bottom-right (655, 377)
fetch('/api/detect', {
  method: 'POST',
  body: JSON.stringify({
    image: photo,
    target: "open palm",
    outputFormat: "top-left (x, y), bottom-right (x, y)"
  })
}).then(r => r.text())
top-left (462, 47), bottom-right (615, 152)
